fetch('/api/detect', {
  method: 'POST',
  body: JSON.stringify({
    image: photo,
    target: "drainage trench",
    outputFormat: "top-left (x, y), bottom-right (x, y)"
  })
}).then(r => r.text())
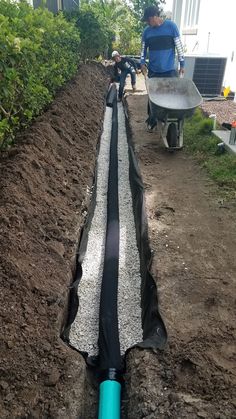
top-left (64, 88), bottom-right (167, 417)
top-left (70, 103), bottom-right (143, 357)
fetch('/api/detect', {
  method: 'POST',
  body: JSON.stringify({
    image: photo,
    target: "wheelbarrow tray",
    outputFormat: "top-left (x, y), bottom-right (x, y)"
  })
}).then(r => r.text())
top-left (147, 77), bottom-right (202, 120)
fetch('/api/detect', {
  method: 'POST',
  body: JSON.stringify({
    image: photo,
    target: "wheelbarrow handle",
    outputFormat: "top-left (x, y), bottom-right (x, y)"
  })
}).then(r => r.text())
top-left (143, 73), bottom-right (149, 94)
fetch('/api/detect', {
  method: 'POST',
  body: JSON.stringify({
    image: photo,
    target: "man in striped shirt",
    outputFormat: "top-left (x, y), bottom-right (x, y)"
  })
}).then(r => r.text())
top-left (141, 5), bottom-right (185, 77)
top-left (140, 5), bottom-right (185, 130)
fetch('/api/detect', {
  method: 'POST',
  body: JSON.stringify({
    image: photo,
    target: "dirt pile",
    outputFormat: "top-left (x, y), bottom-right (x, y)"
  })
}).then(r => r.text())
top-left (0, 63), bottom-right (109, 418)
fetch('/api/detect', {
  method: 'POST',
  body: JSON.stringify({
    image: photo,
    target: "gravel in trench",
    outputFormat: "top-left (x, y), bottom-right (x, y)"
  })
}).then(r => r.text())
top-left (69, 106), bottom-right (112, 356)
top-left (69, 103), bottom-right (143, 357)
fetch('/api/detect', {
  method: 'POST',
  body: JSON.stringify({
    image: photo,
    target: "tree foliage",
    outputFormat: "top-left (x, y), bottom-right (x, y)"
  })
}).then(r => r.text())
top-left (131, 0), bottom-right (166, 22)
top-left (71, 6), bottom-right (110, 61)
top-left (0, 0), bottom-right (80, 148)
top-left (73, 0), bottom-right (167, 57)
top-left (0, 0), bottom-right (169, 148)
top-left (77, 0), bottom-right (144, 57)
top-left (65, 2), bottom-right (111, 59)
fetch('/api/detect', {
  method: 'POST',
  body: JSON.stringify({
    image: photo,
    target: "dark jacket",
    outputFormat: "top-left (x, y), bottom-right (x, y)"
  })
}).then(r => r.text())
top-left (113, 56), bottom-right (138, 79)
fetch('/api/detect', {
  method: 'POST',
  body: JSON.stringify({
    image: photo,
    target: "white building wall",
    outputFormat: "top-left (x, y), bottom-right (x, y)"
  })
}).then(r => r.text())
top-left (173, 0), bottom-right (236, 90)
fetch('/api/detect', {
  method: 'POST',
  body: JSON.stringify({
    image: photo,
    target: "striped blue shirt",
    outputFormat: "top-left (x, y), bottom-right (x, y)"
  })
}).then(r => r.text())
top-left (141, 20), bottom-right (185, 73)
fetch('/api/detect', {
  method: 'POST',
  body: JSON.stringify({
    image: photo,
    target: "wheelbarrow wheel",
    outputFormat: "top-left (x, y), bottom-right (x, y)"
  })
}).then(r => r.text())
top-left (167, 123), bottom-right (178, 148)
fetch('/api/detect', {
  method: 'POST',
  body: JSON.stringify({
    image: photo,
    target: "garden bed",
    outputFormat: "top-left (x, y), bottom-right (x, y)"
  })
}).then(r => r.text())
top-left (0, 62), bottom-right (109, 418)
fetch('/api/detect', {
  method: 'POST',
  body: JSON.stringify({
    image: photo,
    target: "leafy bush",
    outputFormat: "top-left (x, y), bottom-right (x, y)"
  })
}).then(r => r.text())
top-left (64, 5), bottom-right (113, 61)
top-left (197, 118), bottom-right (214, 134)
top-left (112, 9), bottom-right (141, 55)
top-left (65, 0), bottom-right (142, 59)
top-left (0, 0), bottom-right (80, 148)
top-left (191, 107), bottom-right (204, 123)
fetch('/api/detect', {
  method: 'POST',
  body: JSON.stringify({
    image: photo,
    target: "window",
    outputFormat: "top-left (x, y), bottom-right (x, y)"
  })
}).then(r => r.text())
top-left (183, 0), bottom-right (201, 33)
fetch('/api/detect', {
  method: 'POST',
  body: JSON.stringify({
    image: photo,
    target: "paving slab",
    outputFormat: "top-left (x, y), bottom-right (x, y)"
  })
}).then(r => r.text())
top-left (212, 129), bottom-right (236, 154)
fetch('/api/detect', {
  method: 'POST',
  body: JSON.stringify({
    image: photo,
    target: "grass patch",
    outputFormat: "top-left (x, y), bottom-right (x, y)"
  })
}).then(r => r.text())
top-left (184, 108), bottom-right (236, 199)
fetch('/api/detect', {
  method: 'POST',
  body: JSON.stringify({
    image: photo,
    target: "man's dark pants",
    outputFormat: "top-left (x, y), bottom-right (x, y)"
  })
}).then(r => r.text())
top-left (118, 69), bottom-right (136, 99)
top-left (147, 69), bottom-right (177, 128)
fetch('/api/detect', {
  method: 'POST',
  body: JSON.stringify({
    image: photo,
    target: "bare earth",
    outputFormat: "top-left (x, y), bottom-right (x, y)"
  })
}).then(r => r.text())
top-left (0, 67), bottom-right (236, 418)
top-left (0, 63), bottom-right (109, 418)
top-left (124, 78), bottom-right (236, 418)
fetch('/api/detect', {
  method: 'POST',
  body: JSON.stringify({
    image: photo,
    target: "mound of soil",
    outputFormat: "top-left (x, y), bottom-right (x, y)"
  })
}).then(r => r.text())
top-left (0, 63), bottom-right (109, 418)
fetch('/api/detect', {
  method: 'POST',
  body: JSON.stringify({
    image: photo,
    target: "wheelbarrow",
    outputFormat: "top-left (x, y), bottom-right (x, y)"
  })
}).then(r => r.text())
top-left (146, 77), bottom-right (202, 150)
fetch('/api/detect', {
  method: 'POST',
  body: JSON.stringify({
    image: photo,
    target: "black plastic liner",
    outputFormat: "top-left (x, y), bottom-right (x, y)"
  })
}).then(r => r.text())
top-left (62, 84), bottom-right (167, 360)
top-left (123, 102), bottom-right (167, 349)
top-left (98, 95), bottom-right (123, 375)
top-left (106, 82), bottom-right (118, 108)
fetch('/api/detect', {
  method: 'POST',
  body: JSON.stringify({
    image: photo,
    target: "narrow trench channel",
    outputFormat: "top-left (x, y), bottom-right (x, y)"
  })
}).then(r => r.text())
top-left (67, 102), bottom-right (143, 418)
top-left (70, 103), bottom-right (143, 357)
top-left (64, 93), bottom-right (166, 418)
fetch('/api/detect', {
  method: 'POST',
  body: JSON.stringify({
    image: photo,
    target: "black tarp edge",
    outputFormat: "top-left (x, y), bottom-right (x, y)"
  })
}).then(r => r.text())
top-left (123, 99), bottom-right (167, 350)
top-left (98, 94), bottom-right (123, 374)
top-left (61, 85), bottom-right (167, 361)
top-left (61, 85), bottom-right (119, 355)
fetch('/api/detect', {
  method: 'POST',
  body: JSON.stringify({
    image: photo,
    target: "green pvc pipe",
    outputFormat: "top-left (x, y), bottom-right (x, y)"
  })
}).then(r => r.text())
top-left (98, 380), bottom-right (121, 419)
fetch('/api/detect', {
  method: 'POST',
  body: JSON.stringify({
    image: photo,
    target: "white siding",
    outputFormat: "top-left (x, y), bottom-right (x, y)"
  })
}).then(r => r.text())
top-left (173, 0), bottom-right (236, 90)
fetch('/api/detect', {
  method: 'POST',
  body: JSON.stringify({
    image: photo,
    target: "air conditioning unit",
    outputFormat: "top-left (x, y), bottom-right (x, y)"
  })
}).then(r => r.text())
top-left (184, 54), bottom-right (227, 96)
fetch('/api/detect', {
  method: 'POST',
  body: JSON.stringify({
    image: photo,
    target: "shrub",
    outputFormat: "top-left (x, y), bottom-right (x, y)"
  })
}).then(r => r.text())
top-left (197, 118), bottom-right (214, 134)
top-left (191, 107), bottom-right (204, 123)
top-left (64, 6), bottom-right (111, 61)
top-left (75, 8), bottom-right (108, 61)
top-left (0, 0), bottom-right (80, 148)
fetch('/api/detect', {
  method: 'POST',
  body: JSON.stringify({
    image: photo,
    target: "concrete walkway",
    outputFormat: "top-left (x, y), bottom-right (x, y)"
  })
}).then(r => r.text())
top-left (212, 130), bottom-right (236, 154)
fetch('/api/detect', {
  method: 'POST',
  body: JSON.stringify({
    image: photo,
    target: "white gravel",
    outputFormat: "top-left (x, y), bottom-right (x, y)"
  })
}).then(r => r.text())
top-left (69, 103), bottom-right (142, 357)
top-left (69, 107), bottom-right (112, 356)
top-left (117, 103), bottom-right (143, 353)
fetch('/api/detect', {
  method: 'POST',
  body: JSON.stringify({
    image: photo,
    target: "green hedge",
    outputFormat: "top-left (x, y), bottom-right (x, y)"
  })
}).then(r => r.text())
top-left (64, 7), bottom-right (111, 62)
top-left (0, 0), bottom-right (80, 148)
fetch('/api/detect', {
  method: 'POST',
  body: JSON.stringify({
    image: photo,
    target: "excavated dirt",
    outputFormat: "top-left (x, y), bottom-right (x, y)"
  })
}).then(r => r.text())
top-left (0, 62), bottom-right (109, 418)
top-left (124, 77), bottom-right (236, 418)
top-left (1, 65), bottom-right (236, 419)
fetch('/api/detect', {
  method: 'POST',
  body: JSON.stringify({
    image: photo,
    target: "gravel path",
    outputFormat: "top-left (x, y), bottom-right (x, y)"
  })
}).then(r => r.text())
top-left (200, 99), bottom-right (236, 124)
top-left (69, 104), bottom-right (142, 357)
